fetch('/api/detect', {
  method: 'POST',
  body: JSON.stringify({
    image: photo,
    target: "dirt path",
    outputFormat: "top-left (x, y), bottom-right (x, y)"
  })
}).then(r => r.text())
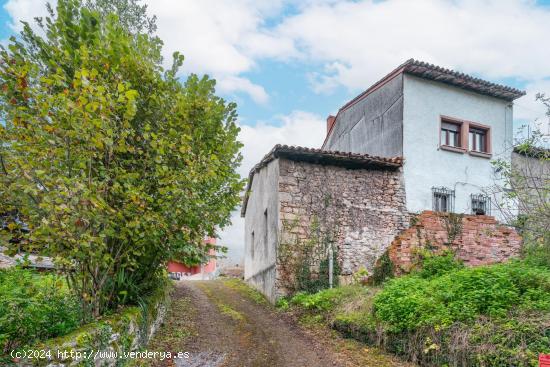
top-left (144, 279), bottom-right (411, 367)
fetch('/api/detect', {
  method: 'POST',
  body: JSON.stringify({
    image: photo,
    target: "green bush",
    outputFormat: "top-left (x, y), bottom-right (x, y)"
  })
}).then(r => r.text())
top-left (286, 255), bottom-right (550, 366)
top-left (0, 268), bottom-right (82, 353)
top-left (373, 261), bottom-right (550, 332)
top-left (290, 286), bottom-right (368, 313)
top-left (368, 251), bottom-right (394, 285)
top-left (414, 250), bottom-right (464, 278)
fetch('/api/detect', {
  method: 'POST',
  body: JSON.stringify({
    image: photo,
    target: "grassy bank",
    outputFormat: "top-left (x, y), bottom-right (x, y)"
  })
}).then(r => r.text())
top-left (0, 268), bottom-right (82, 357)
top-left (282, 256), bottom-right (550, 366)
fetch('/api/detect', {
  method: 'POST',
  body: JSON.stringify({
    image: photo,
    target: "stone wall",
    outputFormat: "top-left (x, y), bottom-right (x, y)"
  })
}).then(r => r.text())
top-left (388, 211), bottom-right (522, 273)
top-left (22, 282), bottom-right (172, 367)
top-left (276, 158), bottom-right (409, 291)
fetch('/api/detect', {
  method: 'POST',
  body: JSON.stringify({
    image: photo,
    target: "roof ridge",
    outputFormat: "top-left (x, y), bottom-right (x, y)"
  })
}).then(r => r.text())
top-left (322, 59), bottom-right (526, 149)
top-left (405, 59), bottom-right (525, 95)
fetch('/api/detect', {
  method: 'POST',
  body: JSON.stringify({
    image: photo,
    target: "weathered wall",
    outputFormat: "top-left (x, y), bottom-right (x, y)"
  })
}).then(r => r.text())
top-left (402, 74), bottom-right (513, 221)
top-left (323, 74), bottom-right (404, 158)
top-left (511, 151), bottom-right (550, 214)
top-left (24, 282), bottom-right (171, 366)
top-left (244, 159), bottom-right (280, 303)
top-left (388, 211), bottom-right (522, 274)
top-left (276, 158), bottom-right (409, 293)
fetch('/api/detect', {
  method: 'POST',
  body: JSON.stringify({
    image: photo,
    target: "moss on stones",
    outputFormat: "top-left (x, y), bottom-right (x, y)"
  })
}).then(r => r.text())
top-left (25, 281), bottom-right (172, 366)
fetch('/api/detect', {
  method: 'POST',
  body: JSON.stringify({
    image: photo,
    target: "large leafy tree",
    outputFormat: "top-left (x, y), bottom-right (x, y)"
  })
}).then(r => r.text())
top-left (0, 0), bottom-right (243, 316)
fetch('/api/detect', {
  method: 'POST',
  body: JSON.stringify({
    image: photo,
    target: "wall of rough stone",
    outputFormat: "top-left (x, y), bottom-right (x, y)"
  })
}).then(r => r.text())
top-left (388, 211), bottom-right (522, 274)
top-left (24, 282), bottom-right (171, 366)
top-left (276, 158), bottom-right (409, 291)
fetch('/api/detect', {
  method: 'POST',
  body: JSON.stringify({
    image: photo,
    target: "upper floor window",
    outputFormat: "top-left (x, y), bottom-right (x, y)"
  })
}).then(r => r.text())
top-left (432, 186), bottom-right (455, 212)
top-left (440, 121), bottom-right (461, 148)
top-left (439, 116), bottom-right (492, 157)
top-left (469, 127), bottom-right (488, 153)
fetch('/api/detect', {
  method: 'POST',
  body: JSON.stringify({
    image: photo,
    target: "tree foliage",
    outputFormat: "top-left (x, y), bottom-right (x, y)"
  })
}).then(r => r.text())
top-left (0, 0), bottom-right (244, 316)
top-left (491, 97), bottom-right (549, 262)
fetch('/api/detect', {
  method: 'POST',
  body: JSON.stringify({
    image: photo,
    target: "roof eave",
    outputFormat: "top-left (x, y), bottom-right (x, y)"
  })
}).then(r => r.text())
top-left (241, 145), bottom-right (403, 217)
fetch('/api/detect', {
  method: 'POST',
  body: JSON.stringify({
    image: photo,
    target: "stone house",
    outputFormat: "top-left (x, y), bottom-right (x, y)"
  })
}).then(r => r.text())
top-left (242, 60), bottom-right (525, 302)
top-left (241, 145), bottom-right (408, 302)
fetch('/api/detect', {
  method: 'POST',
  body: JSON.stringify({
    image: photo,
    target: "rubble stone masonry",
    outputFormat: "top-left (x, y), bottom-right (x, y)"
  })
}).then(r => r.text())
top-left (276, 158), bottom-right (410, 286)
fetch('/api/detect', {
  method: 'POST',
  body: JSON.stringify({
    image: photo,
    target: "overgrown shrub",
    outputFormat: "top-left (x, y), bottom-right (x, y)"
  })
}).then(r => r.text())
top-left (296, 250), bottom-right (341, 294)
top-left (414, 250), bottom-right (464, 279)
top-left (0, 0), bottom-right (243, 317)
top-left (0, 268), bottom-right (82, 353)
top-left (368, 251), bottom-right (394, 285)
top-left (373, 261), bottom-right (550, 332)
top-left (290, 286), bottom-right (368, 313)
top-left (334, 311), bottom-right (550, 367)
top-left (286, 253), bottom-right (550, 366)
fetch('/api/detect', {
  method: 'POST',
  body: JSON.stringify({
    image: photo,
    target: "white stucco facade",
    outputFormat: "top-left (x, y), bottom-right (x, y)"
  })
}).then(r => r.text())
top-left (402, 74), bottom-right (514, 221)
top-left (243, 159), bottom-right (280, 302)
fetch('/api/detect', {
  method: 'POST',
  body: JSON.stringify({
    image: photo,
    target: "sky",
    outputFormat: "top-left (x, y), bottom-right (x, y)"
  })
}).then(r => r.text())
top-left (2, 0), bottom-right (550, 265)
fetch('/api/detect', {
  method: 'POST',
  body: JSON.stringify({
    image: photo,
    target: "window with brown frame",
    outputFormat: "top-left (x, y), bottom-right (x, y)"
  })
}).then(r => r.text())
top-left (469, 127), bottom-right (488, 153)
top-left (440, 121), bottom-right (461, 148)
top-left (439, 117), bottom-right (492, 156)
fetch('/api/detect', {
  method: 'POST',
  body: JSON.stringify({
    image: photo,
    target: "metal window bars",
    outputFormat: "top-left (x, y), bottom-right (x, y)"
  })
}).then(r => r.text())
top-left (432, 187), bottom-right (455, 213)
top-left (471, 194), bottom-right (491, 215)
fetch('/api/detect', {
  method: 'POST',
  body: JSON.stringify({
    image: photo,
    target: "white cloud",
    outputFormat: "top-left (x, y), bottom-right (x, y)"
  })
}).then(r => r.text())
top-left (217, 76), bottom-right (269, 104)
top-left (218, 111), bottom-right (326, 264)
top-left (237, 110), bottom-right (326, 177)
top-left (4, 0), bottom-right (293, 103)
top-left (7, 0), bottom-right (550, 103)
top-left (514, 79), bottom-right (550, 142)
top-left (4, 0), bottom-right (54, 31)
top-left (275, 0), bottom-right (550, 93)
top-left (515, 80), bottom-right (550, 121)
top-left (147, 0), bottom-right (295, 102)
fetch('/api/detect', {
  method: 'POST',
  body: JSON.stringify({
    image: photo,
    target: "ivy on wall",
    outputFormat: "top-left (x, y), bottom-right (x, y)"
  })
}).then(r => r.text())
top-left (277, 192), bottom-right (342, 295)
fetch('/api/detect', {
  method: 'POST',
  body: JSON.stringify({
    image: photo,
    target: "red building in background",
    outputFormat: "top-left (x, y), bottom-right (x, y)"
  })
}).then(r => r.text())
top-left (167, 237), bottom-right (217, 280)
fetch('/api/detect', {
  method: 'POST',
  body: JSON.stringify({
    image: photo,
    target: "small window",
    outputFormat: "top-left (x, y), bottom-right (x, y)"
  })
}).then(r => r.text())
top-left (441, 121), bottom-right (461, 148)
top-left (469, 127), bottom-right (488, 153)
top-left (250, 231), bottom-right (255, 258)
top-left (471, 194), bottom-right (490, 215)
top-left (432, 187), bottom-right (455, 212)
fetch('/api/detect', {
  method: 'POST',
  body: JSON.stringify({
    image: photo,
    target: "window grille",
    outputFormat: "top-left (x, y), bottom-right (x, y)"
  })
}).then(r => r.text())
top-left (432, 187), bottom-right (455, 212)
top-left (471, 194), bottom-right (491, 215)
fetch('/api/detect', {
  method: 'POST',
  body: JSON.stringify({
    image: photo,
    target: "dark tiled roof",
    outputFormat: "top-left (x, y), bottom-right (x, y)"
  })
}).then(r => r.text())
top-left (402, 59), bottom-right (526, 101)
top-left (340, 59), bottom-right (525, 113)
top-left (241, 145), bottom-right (403, 216)
top-left (323, 59), bottom-right (526, 149)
